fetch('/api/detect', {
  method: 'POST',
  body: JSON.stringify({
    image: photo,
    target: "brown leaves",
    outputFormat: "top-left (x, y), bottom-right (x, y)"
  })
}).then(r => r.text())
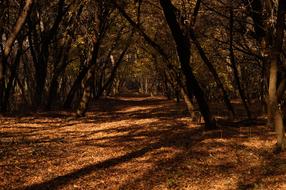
top-left (0, 97), bottom-right (285, 189)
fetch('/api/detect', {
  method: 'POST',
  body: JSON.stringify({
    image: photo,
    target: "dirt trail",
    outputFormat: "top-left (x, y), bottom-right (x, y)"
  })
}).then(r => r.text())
top-left (0, 96), bottom-right (285, 190)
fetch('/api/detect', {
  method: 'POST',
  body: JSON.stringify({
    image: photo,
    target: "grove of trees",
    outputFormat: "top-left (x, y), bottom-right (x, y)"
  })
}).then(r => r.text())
top-left (1, 0), bottom-right (286, 151)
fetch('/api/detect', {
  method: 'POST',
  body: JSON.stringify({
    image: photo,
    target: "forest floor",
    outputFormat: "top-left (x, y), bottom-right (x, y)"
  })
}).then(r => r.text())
top-left (1, 96), bottom-right (286, 190)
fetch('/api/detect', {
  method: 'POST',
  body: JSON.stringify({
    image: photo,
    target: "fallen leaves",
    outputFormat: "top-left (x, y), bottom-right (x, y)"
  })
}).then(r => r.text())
top-left (0, 97), bottom-right (285, 189)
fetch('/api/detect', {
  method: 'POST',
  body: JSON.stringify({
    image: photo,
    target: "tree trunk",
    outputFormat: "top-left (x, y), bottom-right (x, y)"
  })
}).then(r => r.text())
top-left (0, 0), bottom-right (33, 112)
top-left (268, 0), bottom-right (286, 151)
top-left (64, 65), bottom-right (90, 108)
top-left (181, 87), bottom-right (196, 120)
top-left (76, 65), bottom-right (95, 117)
top-left (3, 41), bottom-right (23, 112)
top-left (229, 4), bottom-right (251, 119)
top-left (189, 29), bottom-right (235, 118)
top-left (46, 38), bottom-right (72, 110)
top-left (38, 0), bottom-right (66, 108)
top-left (160, 0), bottom-right (215, 129)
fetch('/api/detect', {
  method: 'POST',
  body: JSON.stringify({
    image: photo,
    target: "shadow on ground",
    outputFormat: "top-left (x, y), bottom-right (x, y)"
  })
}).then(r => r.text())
top-left (0, 96), bottom-right (285, 190)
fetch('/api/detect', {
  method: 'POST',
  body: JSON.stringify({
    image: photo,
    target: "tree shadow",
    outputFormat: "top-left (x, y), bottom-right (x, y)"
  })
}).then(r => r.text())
top-left (1, 96), bottom-right (280, 190)
top-left (23, 142), bottom-right (162, 190)
top-left (236, 147), bottom-right (286, 190)
top-left (22, 125), bottom-right (202, 190)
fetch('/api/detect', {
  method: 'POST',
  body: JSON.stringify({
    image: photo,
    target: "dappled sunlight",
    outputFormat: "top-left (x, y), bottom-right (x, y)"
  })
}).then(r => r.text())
top-left (2, 0), bottom-right (286, 189)
top-left (0, 97), bottom-right (192, 189)
top-left (115, 105), bottom-right (164, 113)
top-left (1, 97), bottom-right (285, 190)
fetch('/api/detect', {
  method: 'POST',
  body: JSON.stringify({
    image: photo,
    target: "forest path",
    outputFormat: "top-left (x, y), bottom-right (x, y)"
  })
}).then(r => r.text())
top-left (0, 96), bottom-right (285, 190)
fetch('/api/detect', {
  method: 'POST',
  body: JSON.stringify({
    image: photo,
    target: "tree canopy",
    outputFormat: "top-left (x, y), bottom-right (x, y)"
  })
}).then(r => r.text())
top-left (1, 0), bottom-right (286, 152)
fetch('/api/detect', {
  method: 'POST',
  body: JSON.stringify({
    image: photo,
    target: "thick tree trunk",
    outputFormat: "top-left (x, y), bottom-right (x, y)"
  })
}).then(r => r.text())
top-left (160, 0), bottom-right (215, 129)
top-left (268, 0), bottom-right (286, 152)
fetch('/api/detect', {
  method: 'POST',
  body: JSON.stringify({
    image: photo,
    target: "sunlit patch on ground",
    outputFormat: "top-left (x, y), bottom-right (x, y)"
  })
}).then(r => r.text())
top-left (0, 96), bottom-right (285, 189)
